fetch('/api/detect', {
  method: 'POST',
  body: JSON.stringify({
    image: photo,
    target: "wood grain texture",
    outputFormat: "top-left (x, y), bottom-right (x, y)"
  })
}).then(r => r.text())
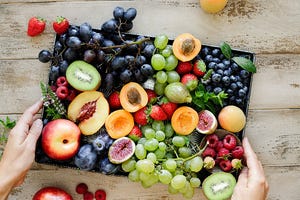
top-left (0, 0), bottom-right (299, 60)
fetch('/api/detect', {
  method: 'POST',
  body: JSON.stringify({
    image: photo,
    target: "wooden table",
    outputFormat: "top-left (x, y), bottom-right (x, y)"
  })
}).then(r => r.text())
top-left (1, 0), bottom-right (299, 199)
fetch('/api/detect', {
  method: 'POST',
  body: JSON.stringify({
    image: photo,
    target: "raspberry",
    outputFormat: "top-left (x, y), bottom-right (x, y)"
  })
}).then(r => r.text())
top-left (76, 183), bottom-right (88, 194)
top-left (56, 86), bottom-right (69, 100)
top-left (50, 85), bottom-right (57, 92)
top-left (56, 76), bottom-right (68, 87)
top-left (219, 159), bottom-right (232, 172)
top-left (202, 147), bottom-right (216, 158)
top-left (215, 141), bottom-right (224, 152)
top-left (217, 148), bottom-right (230, 159)
top-left (95, 189), bottom-right (106, 200)
top-left (66, 89), bottom-right (77, 102)
top-left (223, 134), bottom-right (237, 150)
top-left (206, 134), bottom-right (219, 148)
top-left (83, 191), bottom-right (94, 200)
top-left (232, 146), bottom-right (244, 159)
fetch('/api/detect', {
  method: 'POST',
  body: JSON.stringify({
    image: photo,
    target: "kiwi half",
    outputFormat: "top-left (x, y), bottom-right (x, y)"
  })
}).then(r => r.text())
top-left (66, 60), bottom-right (101, 91)
top-left (202, 172), bottom-right (236, 200)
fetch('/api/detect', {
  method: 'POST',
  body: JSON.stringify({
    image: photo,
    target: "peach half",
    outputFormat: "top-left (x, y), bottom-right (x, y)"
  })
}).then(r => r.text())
top-left (68, 91), bottom-right (109, 135)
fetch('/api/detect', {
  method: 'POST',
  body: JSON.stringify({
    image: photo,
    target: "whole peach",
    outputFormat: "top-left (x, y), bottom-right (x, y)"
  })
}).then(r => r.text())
top-left (200, 0), bottom-right (228, 14)
top-left (218, 105), bottom-right (246, 133)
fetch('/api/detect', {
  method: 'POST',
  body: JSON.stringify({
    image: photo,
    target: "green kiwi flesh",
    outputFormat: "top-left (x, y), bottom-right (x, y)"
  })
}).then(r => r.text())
top-left (202, 172), bottom-right (236, 200)
top-left (66, 60), bottom-right (101, 91)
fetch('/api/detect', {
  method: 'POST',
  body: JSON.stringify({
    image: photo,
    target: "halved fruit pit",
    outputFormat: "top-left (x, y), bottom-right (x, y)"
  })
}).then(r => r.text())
top-left (127, 88), bottom-right (141, 106)
top-left (181, 38), bottom-right (195, 56)
top-left (77, 100), bottom-right (97, 122)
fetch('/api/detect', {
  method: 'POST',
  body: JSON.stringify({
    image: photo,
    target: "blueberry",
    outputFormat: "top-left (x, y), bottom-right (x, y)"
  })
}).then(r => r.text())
top-left (124, 55), bottom-right (135, 67)
top-left (222, 59), bottom-right (231, 67)
top-left (212, 73), bottom-right (222, 83)
top-left (216, 69), bottom-right (224, 76)
top-left (230, 75), bottom-right (237, 82)
top-left (212, 57), bottom-right (221, 63)
top-left (142, 44), bottom-right (155, 58)
top-left (140, 64), bottom-right (154, 76)
top-left (219, 54), bottom-right (225, 60)
top-left (231, 62), bottom-right (239, 72)
top-left (201, 47), bottom-right (211, 57)
top-left (229, 96), bottom-right (236, 103)
top-left (208, 62), bottom-right (217, 70)
top-left (74, 144), bottom-right (97, 171)
top-left (243, 86), bottom-right (249, 93)
top-left (120, 69), bottom-right (132, 83)
top-left (217, 63), bottom-right (226, 70)
top-left (230, 82), bottom-right (238, 91)
top-left (222, 76), bottom-right (230, 86)
top-left (226, 88), bottom-right (234, 96)
top-left (236, 81), bottom-right (244, 88)
top-left (223, 69), bottom-right (232, 76)
top-left (93, 137), bottom-right (106, 155)
top-left (205, 55), bottom-right (213, 63)
top-left (205, 85), bottom-right (213, 92)
top-left (136, 55), bottom-right (147, 66)
top-left (240, 70), bottom-right (250, 79)
top-left (99, 157), bottom-right (120, 175)
top-left (238, 88), bottom-right (246, 98)
top-left (235, 75), bottom-right (242, 82)
top-left (213, 87), bottom-right (223, 94)
top-left (235, 98), bottom-right (243, 105)
top-left (211, 48), bottom-right (221, 57)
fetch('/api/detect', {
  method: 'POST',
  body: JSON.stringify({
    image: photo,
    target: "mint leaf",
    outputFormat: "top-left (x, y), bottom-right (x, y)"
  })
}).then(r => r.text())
top-left (232, 56), bottom-right (256, 73)
top-left (220, 42), bottom-right (232, 59)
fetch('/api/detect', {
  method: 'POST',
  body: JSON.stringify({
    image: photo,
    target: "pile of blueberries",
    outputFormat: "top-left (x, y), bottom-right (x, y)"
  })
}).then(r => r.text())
top-left (199, 47), bottom-right (252, 109)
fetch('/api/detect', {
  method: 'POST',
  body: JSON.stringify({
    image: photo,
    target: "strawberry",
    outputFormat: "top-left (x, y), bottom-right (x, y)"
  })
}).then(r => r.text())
top-left (76, 183), bottom-right (88, 194)
top-left (231, 146), bottom-right (244, 159)
top-left (193, 59), bottom-right (206, 77)
top-left (53, 16), bottom-right (69, 35)
top-left (181, 73), bottom-right (199, 91)
top-left (202, 147), bottom-right (216, 158)
top-left (128, 125), bottom-right (142, 142)
top-left (158, 97), bottom-right (178, 120)
top-left (219, 159), bottom-right (232, 172)
top-left (95, 189), bottom-right (106, 200)
top-left (206, 134), bottom-right (219, 148)
top-left (223, 134), bottom-right (237, 150)
top-left (231, 158), bottom-right (243, 170)
top-left (133, 107), bottom-right (148, 125)
top-left (108, 91), bottom-right (121, 110)
top-left (175, 61), bottom-right (193, 75)
top-left (27, 16), bottom-right (46, 37)
top-left (148, 105), bottom-right (168, 121)
top-left (146, 89), bottom-right (157, 104)
top-left (203, 156), bottom-right (215, 169)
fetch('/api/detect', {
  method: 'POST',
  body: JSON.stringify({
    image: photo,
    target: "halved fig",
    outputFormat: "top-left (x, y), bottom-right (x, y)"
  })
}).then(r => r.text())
top-left (196, 110), bottom-right (218, 134)
top-left (108, 137), bottom-right (135, 164)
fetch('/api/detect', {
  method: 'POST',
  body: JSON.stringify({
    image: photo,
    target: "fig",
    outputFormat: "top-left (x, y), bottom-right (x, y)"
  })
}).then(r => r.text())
top-left (108, 137), bottom-right (135, 164)
top-left (196, 110), bottom-right (218, 134)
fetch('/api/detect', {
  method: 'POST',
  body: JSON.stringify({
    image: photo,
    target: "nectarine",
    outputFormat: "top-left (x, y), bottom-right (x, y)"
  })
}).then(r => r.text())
top-left (218, 105), bottom-right (246, 133)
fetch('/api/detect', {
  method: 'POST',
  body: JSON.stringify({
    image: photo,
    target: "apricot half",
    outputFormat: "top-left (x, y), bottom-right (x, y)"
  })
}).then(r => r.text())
top-left (171, 106), bottom-right (199, 135)
top-left (105, 109), bottom-right (134, 139)
top-left (200, 0), bottom-right (228, 14)
top-left (120, 82), bottom-right (148, 113)
top-left (218, 105), bottom-right (246, 133)
top-left (67, 91), bottom-right (109, 135)
top-left (172, 33), bottom-right (201, 62)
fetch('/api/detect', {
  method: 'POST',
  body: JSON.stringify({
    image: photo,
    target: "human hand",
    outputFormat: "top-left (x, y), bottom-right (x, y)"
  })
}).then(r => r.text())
top-left (231, 137), bottom-right (269, 200)
top-left (0, 100), bottom-right (43, 199)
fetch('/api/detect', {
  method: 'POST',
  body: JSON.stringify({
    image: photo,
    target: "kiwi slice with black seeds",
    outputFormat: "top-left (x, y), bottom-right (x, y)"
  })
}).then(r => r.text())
top-left (66, 60), bottom-right (101, 91)
top-left (202, 172), bottom-right (236, 200)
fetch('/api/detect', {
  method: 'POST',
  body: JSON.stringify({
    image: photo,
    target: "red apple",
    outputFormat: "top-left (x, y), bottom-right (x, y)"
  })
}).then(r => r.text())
top-left (32, 186), bottom-right (73, 200)
top-left (42, 119), bottom-right (81, 160)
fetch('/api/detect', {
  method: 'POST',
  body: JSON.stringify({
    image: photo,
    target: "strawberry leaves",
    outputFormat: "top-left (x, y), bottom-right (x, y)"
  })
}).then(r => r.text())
top-left (220, 41), bottom-right (256, 73)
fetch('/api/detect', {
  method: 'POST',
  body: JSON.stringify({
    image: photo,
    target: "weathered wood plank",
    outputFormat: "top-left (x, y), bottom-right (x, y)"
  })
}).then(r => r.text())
top-left (1, 54), bottom-right (299, 114)
top-left (0, 0), bottom-right (299, 60)
top-left (7, 165), bottom-right (300, 200)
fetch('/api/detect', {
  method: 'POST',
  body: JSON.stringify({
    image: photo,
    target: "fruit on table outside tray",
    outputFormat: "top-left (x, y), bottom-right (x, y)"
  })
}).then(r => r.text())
top-left (119, 82), bottom-right (148, 112)
top-left (41, 119), bottom-right (81, 160)
top-left (27, 16), bottom-right (46, 37)
top-left (108, 137), bottom-right (135, 164)
top-left (196, 109), bottom-right (218, 134)
top-left (67, 91), bottom-right (109, 135)
top-left (66, 60), bottom-right (101, 91)
top-left (105, 109), bottom-right (134, 139)
top-left (202, 172), bottom-right (236, 200)
top-left (171, 106), bottom-right (199, 135)
top-left (32, 186), bottom-right (73, 200)
top-left (218, 105), bottom-right (246, 132)
top-left (172, 33), bottom-right (201, 62)
top-left (200, 0), bottom-right (228, 14)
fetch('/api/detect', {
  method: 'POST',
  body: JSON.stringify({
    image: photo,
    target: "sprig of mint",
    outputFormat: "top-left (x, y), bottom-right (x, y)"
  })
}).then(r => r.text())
top-left (220, 42), bottom-right (256, 73)
top-left (191, 83), bottom-right (228, 114)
